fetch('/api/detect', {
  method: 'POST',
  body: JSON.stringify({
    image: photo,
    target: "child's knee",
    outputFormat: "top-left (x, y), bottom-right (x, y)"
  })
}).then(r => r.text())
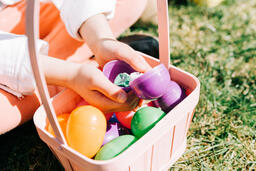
top-left (0, 90), bottom-right (41, 134)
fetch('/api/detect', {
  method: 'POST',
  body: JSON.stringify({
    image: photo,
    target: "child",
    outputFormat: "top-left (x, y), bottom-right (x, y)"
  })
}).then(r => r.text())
top-left (0, 0), bottom-right (151, 134)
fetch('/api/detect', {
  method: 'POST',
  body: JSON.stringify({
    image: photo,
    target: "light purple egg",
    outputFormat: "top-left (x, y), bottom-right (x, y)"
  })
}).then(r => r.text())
top-left (102, 122), bottom-right (130, 145)
top-left (103, 60), bottom-right (136, 92)
top-left (154, 81), bottom-right (186, 113)
top-left (130, 64), bottom-right (170, 100)
top-left (102, 122), bottom-right (119, 145)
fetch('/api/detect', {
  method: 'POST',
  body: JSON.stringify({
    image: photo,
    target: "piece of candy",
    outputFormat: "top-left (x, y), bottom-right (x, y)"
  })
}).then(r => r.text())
top-left (95, 135), bottom-right (137, 160)
top-left (114, 73), bottom-right (131, 87)
top-left (131, 107), bottom-right (166, 138)
top-left (66, 105), bottom-right (106, 158)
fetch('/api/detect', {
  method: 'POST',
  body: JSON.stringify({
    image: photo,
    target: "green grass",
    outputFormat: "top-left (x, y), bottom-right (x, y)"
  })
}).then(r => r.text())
top-left (0, 0), bottom-right (255, 170)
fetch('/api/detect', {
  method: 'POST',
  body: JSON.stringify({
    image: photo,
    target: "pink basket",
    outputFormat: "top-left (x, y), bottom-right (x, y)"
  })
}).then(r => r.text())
top-left (26, 0), bottom-right (200, 170)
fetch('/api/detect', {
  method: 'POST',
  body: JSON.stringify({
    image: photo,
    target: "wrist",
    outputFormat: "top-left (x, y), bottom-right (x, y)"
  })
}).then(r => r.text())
top-left (42, 55), bottom-right (82, 88)
top-left (64, 62), bottom-right (82, 89)
top-left (79, 14), bottom-right (115, 54)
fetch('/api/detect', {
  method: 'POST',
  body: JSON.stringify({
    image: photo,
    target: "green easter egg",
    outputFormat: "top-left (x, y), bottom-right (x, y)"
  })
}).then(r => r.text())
top-left (95, 135), bottom-right (137, 160)
top-left (131, 107), bottom-right (166, 138)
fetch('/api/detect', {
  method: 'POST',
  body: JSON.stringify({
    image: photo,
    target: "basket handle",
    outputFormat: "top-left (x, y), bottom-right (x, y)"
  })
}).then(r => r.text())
top-left (26, 0), bottom-right (67, 145)
top-left (25, 0), bottom-right (170, 144)
top-left (157, 0), bottom-right (170, 68)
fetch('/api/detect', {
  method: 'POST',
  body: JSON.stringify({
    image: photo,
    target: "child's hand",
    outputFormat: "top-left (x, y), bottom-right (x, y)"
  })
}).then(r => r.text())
top-left (94, 38), bottom-right (152, 73)
top-left (42, 55), bottom-right (140, 113)
top-left (68, 63), bottom-right (140, 112)
top-left (79, 14), bottom-right (152, 73)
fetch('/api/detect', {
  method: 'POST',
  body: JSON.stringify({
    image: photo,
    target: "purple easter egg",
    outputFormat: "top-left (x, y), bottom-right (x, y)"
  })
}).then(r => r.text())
top-left (154, 81), bottom-right (186, 113)
top-left (102, 122), bottom-right (130, 145)
top-left (103, 60), bottom-right (136, 92)
top-left (103, 122), bottom-right (119, 145)
top-left (130, 64), bottom-right (170, 100)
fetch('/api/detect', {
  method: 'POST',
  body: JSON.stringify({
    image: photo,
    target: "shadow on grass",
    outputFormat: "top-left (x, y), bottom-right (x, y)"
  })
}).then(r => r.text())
top-left (0, 121), bottom-right (64, 171)
top-left (169, 0), bottom-right (188, 6)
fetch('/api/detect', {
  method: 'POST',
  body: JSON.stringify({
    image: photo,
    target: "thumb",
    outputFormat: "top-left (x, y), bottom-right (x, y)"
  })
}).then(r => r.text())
top-left (92, 70), bottom-right (128, 103)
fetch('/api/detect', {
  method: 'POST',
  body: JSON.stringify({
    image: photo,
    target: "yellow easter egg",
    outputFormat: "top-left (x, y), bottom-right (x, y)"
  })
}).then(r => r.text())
top-left (47, 113), bottom-right (70, 140)
top-left (66, 105), bottom-right (107, 158)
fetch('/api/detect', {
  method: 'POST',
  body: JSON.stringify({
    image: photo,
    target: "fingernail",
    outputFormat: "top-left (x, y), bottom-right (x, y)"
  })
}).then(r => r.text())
top-left (117, 92), bottom-right (127, 103)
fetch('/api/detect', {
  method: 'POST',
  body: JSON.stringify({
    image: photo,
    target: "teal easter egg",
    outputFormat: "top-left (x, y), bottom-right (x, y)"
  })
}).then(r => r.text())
top-left (131, 107), bottom-right (166, 138)
top-left (95, 135), bottom-right (137, 160)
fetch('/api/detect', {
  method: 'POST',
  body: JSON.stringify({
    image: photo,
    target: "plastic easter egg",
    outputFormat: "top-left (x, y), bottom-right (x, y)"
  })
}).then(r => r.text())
top-left (77, 100), bottom-right (113, 121)
top-left (185, 88), bottom-right (191, 96)
top-left (103, 60), bottom-right (136, 92)
top-left (116, 100), bottom-right (155, 129)
top-left (47, 114), bottom-right (70, 140)
top-left (115, 100), bottom-right (144, 129)
top-left (102, 122), bottom-right (119, 145)
top-left (95, 135), bottom-right (137, 160)
top-left (104, 112), bottom-right (114, 121)
top-left (103, 114), bottom-right (131, 145)
top-left (115, 110), bottom-right (135, 129)
top-left (66, 105), bottom-right (106, 158)
top-left (155, 81), bottom-right (186, 113)
top-left (131, 107), bottom-right (165, 138)
top-left (130, 64), bottom-right (170, 100)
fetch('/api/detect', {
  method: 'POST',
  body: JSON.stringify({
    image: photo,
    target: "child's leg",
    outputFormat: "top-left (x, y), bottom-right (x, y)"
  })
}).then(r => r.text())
top-left (0, 1), bottom-right (61, 134)
top-left (0, 89), bottom-right (41, 134)
top-left (0, 0), bottom-right (59, 39)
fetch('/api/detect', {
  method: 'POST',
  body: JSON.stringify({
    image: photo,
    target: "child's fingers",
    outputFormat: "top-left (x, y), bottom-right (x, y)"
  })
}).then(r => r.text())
top-left (84, 90), bottom-right (140, 113)
top-left (91, 71), bottom-right (128, 103)
top-left (115, 44), bottom-right (152, 73)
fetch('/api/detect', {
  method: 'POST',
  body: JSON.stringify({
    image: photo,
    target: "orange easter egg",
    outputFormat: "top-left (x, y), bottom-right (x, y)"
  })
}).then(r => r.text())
top-left (47, 114), bottom-right (70, 140)
top-left (76, 100), bottom-right (113, 121)
top-left (66, 105), bottom-right (107, 158)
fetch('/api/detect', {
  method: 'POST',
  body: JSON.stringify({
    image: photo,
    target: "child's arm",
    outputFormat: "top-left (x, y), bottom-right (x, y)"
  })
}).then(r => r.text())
top-left (42, 55), bottom-right (140, 113)
top-left (79, 13), bottom-right (152, 72)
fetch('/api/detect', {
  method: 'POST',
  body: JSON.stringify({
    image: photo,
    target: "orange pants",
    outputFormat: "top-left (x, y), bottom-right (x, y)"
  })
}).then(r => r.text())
top-left (0, 0), bottom-right (147, 134)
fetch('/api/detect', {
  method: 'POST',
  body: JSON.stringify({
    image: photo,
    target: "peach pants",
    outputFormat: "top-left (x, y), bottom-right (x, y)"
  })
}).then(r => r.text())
top-left (0, 0), bottom-right (147, 134)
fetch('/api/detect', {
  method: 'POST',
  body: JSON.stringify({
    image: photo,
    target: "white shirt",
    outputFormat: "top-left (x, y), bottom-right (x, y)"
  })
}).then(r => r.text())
top-left (0, 0), bottom-right (116, 97)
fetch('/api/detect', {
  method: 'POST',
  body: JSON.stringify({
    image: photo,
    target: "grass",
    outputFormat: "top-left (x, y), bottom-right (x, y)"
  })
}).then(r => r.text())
top-left (0, 0), bottom-right (255, 170)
